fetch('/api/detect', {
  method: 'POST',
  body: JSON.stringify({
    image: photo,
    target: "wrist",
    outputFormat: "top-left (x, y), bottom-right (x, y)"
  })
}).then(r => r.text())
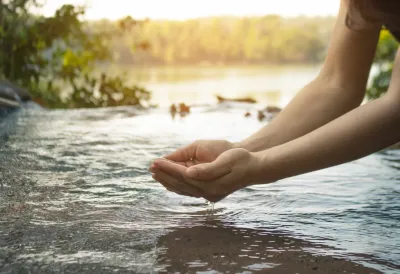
top-left (233, 140), bottom-right (262, 152)
top-left (234, 134), bottom-right (275, 153)
top-left (249, 149), bottom-right (282, 185)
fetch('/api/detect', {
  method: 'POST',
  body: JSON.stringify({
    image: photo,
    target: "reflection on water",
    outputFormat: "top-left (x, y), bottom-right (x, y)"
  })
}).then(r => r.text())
top-left (0, 105), bottom-right (399, 273)
top-left (105, 65), bottom-right (322, 107)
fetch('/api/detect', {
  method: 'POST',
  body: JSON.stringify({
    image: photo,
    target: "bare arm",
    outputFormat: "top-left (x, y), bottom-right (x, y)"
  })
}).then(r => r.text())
top-left (151, 47), bottom-right (400, 201)
top-left (237, 0), bottom-right (381, 152)
top-left (255, 49), bottom-right (400, 183)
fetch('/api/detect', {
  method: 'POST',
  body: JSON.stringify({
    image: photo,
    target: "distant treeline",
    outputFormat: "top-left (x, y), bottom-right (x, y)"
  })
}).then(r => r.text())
top-left (91, 16), bottom-right (336, 65)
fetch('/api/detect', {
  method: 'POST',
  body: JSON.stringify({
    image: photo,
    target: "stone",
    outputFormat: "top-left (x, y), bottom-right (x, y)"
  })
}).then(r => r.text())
top-left (0, 83), bottom-right (21, 109)
top-left (0, 80), bottom-right (31, 101)
top-left (216, 95), bottom-right (257, 104)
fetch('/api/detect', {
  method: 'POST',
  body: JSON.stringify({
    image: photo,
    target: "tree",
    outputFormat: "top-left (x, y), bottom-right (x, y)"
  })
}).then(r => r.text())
top-left (0, 1), bottom-right (151, 108)
top-left (367, 29), bottom-right (399, 100)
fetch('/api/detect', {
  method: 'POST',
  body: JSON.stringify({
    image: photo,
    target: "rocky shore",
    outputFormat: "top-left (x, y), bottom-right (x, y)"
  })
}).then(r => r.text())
top-left (0, 80), bottom-right (32, 115)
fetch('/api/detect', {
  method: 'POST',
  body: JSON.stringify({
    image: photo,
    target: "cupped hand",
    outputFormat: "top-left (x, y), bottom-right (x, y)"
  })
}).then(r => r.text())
top-left (150, 148), bottom-right (263, 202)
top-left (163, 140), bottom-right (236, 167)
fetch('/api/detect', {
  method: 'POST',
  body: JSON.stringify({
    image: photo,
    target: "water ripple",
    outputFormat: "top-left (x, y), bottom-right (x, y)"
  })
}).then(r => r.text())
top-left (0, 106), bottom-right (399, 273)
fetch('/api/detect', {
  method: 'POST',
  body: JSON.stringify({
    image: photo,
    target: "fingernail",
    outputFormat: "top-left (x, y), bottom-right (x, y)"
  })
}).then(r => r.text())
top-left (154, 159), bottom-right (162, 165)
top-left (186, 167), bottom-right (198, 178)
top-left (159, 157), bottom-right (173, 163)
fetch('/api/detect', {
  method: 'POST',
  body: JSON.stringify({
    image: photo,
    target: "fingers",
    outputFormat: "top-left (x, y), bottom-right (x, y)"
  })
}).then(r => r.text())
top-left (152, 173), bottom-right (197, 197)
top-left (164, 142), bottom-right (197, 163)
top-left (152, 158), bottom-right (204, 189)
top-left (186, 159), bottom-right (232, 181)
top-left (153, 158), bottom-right (188, 180)
top-left (151, 167), bottom-right (203, 198)
top-left (153, 174), bottom-right (187, 195)
top-left (151, 157), bottom-right (236, 203)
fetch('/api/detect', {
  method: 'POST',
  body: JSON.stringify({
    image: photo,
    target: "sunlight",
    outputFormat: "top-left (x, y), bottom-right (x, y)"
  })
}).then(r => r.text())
top-left (38, 0), bottom-right (340, 20)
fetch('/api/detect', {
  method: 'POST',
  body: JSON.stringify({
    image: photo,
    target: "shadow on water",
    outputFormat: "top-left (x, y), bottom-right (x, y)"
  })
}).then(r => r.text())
top-left (0, 213), bottom-right (387, 274)
top-left (156, 219), bottom-right (384, 274)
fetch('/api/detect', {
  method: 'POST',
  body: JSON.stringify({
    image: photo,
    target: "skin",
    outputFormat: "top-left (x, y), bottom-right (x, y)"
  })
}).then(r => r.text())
top-left (150, 0), bottom-right (400, 202)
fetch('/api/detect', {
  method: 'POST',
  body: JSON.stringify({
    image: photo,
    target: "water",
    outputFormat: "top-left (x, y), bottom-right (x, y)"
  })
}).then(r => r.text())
top-left (105, 65), bottom-right (322, 108)
top-left (0, 104), bottom-right (399, 273)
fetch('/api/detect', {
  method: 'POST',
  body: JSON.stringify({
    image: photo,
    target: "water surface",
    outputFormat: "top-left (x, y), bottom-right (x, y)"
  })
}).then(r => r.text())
top-left (0, 105), bottom-right (399, 273)
top-left (106, 65), bottom-right (322, 107)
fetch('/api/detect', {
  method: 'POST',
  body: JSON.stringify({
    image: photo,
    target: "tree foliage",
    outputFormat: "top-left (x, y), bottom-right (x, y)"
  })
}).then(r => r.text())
top-left (367, 30), bottom-right (399, 100)
top-left (105, 16), bottom-right (335, 65)
top-left (0, 1), bottom-right (150, 108)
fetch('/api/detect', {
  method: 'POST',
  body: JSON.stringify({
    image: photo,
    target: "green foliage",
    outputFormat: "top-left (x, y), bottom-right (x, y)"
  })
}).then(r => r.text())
top-left (367, 30), bottom-right (399, 100)
top-left (0, 1), bottom-right (150, 108)
top-left (67, 73), bottom-right (150, 108)
top-left (104, 16), bottom-right (335, 65)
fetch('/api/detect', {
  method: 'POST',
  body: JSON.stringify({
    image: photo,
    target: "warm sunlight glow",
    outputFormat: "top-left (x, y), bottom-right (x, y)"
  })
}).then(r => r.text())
top-left (38, 0), bottom-right (340, 20)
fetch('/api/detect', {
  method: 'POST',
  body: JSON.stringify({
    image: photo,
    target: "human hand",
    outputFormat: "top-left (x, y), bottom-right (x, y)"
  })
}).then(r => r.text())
top-left (150, 148), bottom-right (264, 202)
top-left (149, 140), bottom-right (235, 198)
top-left (163, 140), bottom-right (236, 167)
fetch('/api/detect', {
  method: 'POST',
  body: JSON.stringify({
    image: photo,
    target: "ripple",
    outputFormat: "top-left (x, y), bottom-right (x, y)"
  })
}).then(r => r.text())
top-left (0, 106), bottom-right (399, 273)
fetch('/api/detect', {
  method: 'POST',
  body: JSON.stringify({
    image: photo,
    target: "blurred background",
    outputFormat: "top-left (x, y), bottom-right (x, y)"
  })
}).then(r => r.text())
top-left (0, 0), bottom-right (398, 110)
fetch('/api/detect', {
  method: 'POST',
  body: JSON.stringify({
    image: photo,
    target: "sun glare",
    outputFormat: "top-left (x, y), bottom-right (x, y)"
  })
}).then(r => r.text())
top-left (38, 0), bottom-right (340, 20)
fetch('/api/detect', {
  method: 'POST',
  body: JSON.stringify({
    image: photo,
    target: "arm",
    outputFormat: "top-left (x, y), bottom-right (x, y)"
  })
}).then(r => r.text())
top-left (157, 0), bottom-right (379, 178)
top-left (255, 49), bottom-right (400, 183)
top-left (152, 57), bottom-right (400, 202)
top-left (237, 0), bottom-right (381, 152)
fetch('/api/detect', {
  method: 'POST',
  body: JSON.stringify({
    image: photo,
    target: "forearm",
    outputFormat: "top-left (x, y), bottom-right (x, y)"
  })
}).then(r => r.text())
top-left (255, 93), bottom-right (400, 183)
top-left (236, 0), bottom-right (380, 153)
top-left (237, 77), bottom-right (365, 152)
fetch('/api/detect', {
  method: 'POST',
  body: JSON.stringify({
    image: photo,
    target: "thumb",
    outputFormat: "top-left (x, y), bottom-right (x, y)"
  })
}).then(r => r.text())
top-left (186, 159), bottom-right (231, 181)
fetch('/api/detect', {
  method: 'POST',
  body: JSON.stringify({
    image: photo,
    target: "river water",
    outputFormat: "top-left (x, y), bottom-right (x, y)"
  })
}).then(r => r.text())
top-left (0, 104), bottom-right (399, 273)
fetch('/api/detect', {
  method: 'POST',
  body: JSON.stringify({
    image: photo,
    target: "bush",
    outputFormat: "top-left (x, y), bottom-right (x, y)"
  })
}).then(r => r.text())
top-left (0, 1), bottom-right (150, 108)
top-left (367, 30), bottom-right (399, 100)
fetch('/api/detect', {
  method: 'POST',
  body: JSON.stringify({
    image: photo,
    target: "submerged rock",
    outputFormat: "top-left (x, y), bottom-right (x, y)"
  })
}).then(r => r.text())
top-left (170, 102), bottom-right (191, 119)
top-left (264, 106), bottom-right (282, 113)
top-left (257, 105), bottom-right (282, 121)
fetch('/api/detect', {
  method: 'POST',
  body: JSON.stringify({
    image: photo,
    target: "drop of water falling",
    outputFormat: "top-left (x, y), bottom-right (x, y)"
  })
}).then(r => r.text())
top-left (206, 200), bottom-right (215, 213)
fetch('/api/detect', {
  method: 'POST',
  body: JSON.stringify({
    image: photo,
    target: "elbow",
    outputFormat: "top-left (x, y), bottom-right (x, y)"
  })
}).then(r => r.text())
top-left (382, 90), bottom-right (400, 122)
top-left (313, 74), bottom-right (366, 108)
top-left (390, 98), bottom-right (400, 121)
top-left (386, 85), bottom-right (400, 116)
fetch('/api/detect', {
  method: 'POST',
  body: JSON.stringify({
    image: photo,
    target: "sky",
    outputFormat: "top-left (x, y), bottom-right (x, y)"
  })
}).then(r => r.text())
top-left (36, 0), bottom-right (341, 20)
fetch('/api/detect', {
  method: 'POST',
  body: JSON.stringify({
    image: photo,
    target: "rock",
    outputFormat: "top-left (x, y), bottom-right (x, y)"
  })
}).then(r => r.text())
top-left (0, 80), bottom-right (31, 102)
top-left (0, 83), bottom-right (21, 109)
top-left (256, 105), bottom-right (282, 122)
top-left (257, 110), bottom-right (266, 121)
top-left (264, 106), bottom-right (282, 113)
top-left (0, 80), bottom-right (33, 114)
top-left (179, 103), bottom-right (190, 114)
top-left (216, 95), bottom-right (257, 104)
top-left (170, 104), bottom-right (177, 119)
top-left (170, 104), bottom-right (177, 114)
top-left (170, 102), bottom-right (191, 119)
